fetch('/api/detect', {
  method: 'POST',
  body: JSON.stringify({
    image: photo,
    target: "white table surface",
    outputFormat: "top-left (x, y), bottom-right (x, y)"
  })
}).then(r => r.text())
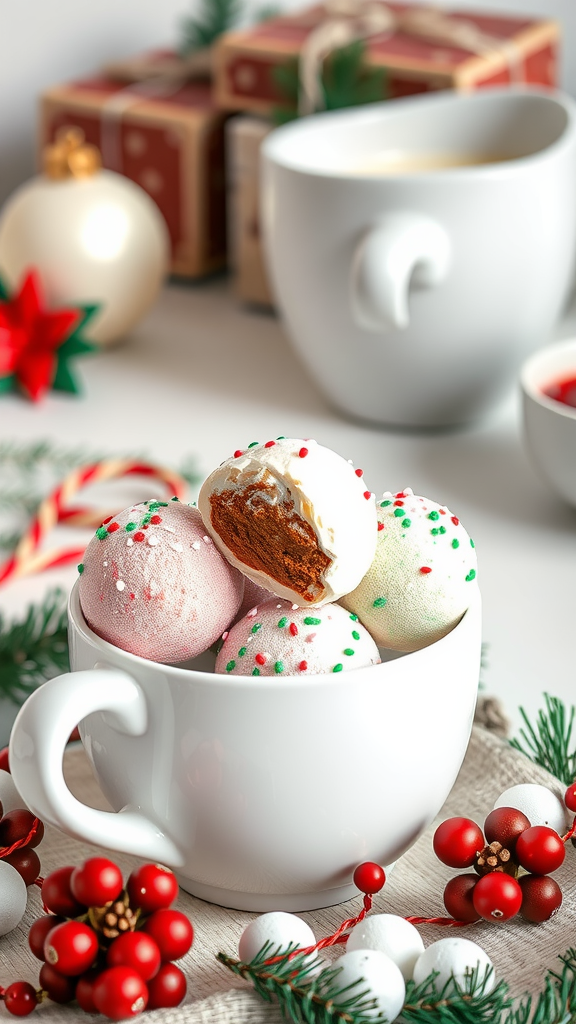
top-left (1, 274), bottom-right (575, 739)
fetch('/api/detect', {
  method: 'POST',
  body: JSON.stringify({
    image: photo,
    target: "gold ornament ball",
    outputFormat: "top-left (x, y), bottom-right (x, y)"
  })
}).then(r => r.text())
top-left (0, 166), bottom-right (170, 345)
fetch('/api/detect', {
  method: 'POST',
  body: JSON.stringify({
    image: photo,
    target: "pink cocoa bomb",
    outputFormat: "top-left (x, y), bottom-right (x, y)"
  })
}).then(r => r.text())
top-left (79, 499), bottom-right (244, 663)
top-left (216, 598), bottom-right (381, 677)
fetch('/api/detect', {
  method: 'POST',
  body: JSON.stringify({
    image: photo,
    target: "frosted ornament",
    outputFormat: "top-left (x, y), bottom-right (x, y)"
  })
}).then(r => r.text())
top-left (239, 912), bottom-right (316, 964)
top-left (0, 127), bottom-right (169, 345)
top-left (321, 948), bottom-right (405, 1022)
top-left (0, 770), bottom-right (26, 815)
top-left (494, 784), bottom-right (567, 834)
top-left (0, 861), bottom-right (27, 936)
top-left (346, 914), bottom-right (424, 981)
top-left (413, 937), bottom-right (495, 994)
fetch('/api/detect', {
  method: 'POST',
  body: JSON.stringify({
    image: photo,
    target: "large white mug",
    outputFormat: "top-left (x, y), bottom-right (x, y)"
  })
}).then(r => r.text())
top-left (261, 88), bottom-right (576, 428)
top-left (9, 582), bottom-right (481, 911)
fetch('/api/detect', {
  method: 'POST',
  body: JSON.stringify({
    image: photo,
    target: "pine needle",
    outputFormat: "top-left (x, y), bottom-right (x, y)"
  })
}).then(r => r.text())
top-left (273, 40), bottom-right (387, 123)
top-left (0, 589), bottom-right (69, 704)
top-left (180, 0), bottom-right (242, 55)
top-left (510, 694), bottom-right (576, 786)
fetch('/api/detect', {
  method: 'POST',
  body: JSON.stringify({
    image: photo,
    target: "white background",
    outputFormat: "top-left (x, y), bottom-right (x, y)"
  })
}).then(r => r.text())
top-left (2, 0), bottom-right (576, 205)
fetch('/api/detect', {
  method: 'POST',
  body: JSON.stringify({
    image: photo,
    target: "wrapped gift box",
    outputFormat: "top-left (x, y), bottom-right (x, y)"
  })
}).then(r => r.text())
top-left (226, 116), bottom-right (274, 307)
top-left (213, 3), bottom-right (559, 116)
top-left (40, 77), bottom-right (228, 278)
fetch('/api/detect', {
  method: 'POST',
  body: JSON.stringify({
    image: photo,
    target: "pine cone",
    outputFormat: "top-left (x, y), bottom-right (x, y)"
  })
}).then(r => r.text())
top-left (88, 893), bottom-right (139, 940)
top-left (474, 841), bottom-right (517, 878)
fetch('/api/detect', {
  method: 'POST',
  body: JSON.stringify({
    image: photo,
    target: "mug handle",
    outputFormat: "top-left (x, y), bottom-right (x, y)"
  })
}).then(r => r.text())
top-left (350, 212), bottom-right (451, 331)
top-left (9, 669), bottom-right (183, 865)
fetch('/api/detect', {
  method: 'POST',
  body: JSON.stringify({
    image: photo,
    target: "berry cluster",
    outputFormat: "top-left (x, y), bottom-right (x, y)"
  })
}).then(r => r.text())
top-left (433, 799), bottom-right (571, 925)
top-left (0, 805), bottom-right (44, 888)
top-left (1, 857), bottom-right (193, 1020)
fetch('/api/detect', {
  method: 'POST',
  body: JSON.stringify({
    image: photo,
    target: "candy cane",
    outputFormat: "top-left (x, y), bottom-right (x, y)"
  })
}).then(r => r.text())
top-left (0, 459), bottom-right (188, 586)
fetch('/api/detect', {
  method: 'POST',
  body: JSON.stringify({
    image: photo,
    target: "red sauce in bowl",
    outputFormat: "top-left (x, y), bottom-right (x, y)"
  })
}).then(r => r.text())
top-left (542, 374), bottom-right (576, 409)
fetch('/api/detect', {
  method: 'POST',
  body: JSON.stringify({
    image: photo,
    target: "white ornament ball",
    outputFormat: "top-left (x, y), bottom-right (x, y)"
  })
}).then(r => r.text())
top-left (0, 169), bottom-right (169, 344)
top-left (413, 938), bottom-right (494, 995)
top-left (322, 949), bottom-right (405, 1022)
top-left (0, 769), bottom-right (26, 814)
top-left (0, 861), bottom-right (27, 936)
top-left (494, 784), bottom-right (567, 834)
top-left (347, 914), bottom-right (425, 981)
top-left (239, 912), bottom-right (316, 963)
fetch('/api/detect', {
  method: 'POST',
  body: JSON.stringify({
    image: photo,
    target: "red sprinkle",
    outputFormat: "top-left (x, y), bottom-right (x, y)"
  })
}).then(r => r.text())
top-left (377, 522), bottom-right (384, 531)
top-left (395, 492), bottom-right (405, 498)
top-left (129, 593), bottom-right (135, 600)
top-left (420, 566), bottom-right (432, 574)
top-left (299, 447), bottom-right (309, 458)
top-left (150, 515), bottom-right (162, 524)
top-left (107, 522), bottom-right (120, 533)
top-left (363, 491), bottom-right (371, 500)
top-left (451, 516), bottom-right (459, 526)
top-left (439, 509), bottom-right (446, 515)
top-left (255, 653), bottom-right (266, 665)
top-left (298, 660), bottom-right (308, 672)
top-left (355, 468), bottom-right (363, 477)
top-left (289, 622), bottom-right (298, 637)
top-left (103, 516), bottom-right (114, 525)
top-left (393, 500), bottom-right (404, 507)
top-left (264, 441), bottom-right (276, 448)
top-left (234, 450), bottom-right (243, 458)
top-left (134, 532), bottom-right (145, 542)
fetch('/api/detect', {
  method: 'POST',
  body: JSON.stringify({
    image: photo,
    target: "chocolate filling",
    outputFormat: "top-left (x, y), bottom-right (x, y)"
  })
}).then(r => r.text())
top-left (209, 482), bottom-right (331, 601)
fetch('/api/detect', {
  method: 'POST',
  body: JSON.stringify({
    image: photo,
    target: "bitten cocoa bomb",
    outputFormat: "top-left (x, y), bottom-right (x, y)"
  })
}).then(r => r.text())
top-left (78, 500), bottom-right (244, 663)
top-left (216, 598), bottom-right (381, 676)
top-left (198, 437), bottom-right (377, 606)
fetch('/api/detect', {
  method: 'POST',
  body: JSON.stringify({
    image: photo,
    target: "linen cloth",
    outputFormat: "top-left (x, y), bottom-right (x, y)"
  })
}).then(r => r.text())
top-left (1, 721), bottom-right (573, 1021)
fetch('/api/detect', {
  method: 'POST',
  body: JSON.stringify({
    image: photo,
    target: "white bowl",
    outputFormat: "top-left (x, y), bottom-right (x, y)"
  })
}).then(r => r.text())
top-left (521, 339), bottom-right (576, 507)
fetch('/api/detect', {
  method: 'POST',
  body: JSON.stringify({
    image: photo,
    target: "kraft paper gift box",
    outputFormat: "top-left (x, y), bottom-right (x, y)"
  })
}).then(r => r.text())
top-left (226, 116), bottom-right (274, 307)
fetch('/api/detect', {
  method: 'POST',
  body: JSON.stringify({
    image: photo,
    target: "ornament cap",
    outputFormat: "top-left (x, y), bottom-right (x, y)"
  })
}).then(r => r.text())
top-left (43, 126), bottom-right (102, 181)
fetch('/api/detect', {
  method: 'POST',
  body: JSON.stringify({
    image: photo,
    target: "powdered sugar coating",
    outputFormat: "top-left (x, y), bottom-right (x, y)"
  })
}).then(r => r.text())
top-left (215, 598), bottom-right (381, 676)
top-left (78, 499), bottom-right (244, 663)
top-left (340, 489), bottom-right (478, 652)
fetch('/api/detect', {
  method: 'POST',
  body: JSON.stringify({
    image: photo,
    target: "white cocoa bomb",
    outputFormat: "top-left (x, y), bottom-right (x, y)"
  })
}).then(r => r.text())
top-left (216, 598), bottom-right (381, 676)
top-left (413, 937), bottom-right (494, 994)
top-left (341, 488), bottom-right (478, 652)
top-left (198, 437), bottom-right (377, 606)
top-left (493, 784), bottom-right (567, 834)
top-left (79, 499), bottom-right (244, 663)
top-left (347, 914), bottom-right (424, 981)
top-left (321, 949), bottom-right (405, 1022)
top-left (239, 912), bottom-right (316, 962)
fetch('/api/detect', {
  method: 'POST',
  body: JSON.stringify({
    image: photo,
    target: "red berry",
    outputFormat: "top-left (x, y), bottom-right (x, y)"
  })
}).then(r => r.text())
top-left (515, 826), bottom-right (565, 875)
top-left (0, 809), bottom-right (44, 849)
top-left (433, 817), bottom-right (484, 868)
top-left (41, 866), bottom-right (86, 917)
top-left (75, 970), bottom-right (101, 1014)
top-left (443, 874), bottom-right (480, 923)
top-left (564, 783), bottom-right (576, 813)
top-left (484, 806), bottom-right (531, 852)
top-left (71, 857), bottom-right (123, 907)
top-left (519, 874), bottom-right (563, 923)
top-left (3, 982), bottom-right (38, 1016)
top-left (472, 872), bottom-right (522, 922)
top-left (353, 862), bottom-right (386, 895)
top-left (0, 747), bottom-right (10, 773)
top-left (147, 963), bottom-right (186, 1009)
top-left (143, 909), bottom-right (194, 961)
top-left (92, 966), bottom-right (148, 1020)
top-left (126, 864), bottom-right (178, 913)
top-left (5, 848), bottom-right (41, 886)
top-left (39, 963), bottom-right (76, 1003)
top-left (28, 915), bottom-right (64, 961)
top-left (44, 920), bottom-right (98, 976)
top-left (107, 932), bottom-right (161, 981)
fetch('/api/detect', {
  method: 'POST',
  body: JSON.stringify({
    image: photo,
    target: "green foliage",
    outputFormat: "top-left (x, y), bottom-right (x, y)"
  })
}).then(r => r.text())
top-left (180, 0), bottom-right (243, 54)
top-left (273, 40), bottom-right (387, 124)
top-left (0, 589), bottom-right (69, 705)
top-left (510, 693), bottom-right (576, 786)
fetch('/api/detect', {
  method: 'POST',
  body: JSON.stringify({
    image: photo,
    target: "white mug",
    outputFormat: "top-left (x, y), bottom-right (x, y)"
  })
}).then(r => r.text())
top-left (9, 582), bottom-right (481, 912)
top-left (521, 337), bottom-right (576, 507)
top-left (261, 88), bottom-right (576, 428)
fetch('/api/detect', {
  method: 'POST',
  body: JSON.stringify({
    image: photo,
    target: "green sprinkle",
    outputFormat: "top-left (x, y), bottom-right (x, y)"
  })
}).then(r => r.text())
top-left (96, 526), bottom-right (108, 540)
top-left (349, 613), bottom-right (358, 621)
top-left (142, 515), bottom-right (151, 525)
top-left (226, 660), bottom-right (236, 672)
top-left (248, 441), bottom-right (259, 448)
top-left (393, 507), bottom-right (404, 518)
top-left (439, 525), bottom-right (446, 534)
top-left (274, 661), bottom-right (284, 674)
top-left (125, 522), bottom-right (137, 532)
top-left (343, 648), bottom-right (355, 656)
top-left (304, 616), bottom-right (321, 625)
top-left (238, 646), bottom-right (247, 657)
top-left (431, 528), bottom-right (439, 536)
top-left (333, 663), bottom-right (343, 673)
top-left (252, 667), bottom-right (260, 676)
top-left (428, 511), bottom-right (440, 521)
top-left (452, 539), bottom-right (460, 549)
top-left (276, 435), bottom-right (286, 439)
top-left (470, 538), bottom-right (475, 548)
top-left (277, 617), bottom-right (288, 628)
top-left (251, 623), bottom-right (262, 634)
top-left (148, 502), bottom-right (161, 511)
top-left (380, 500), bottom-right (392, 507)
top-left (77, 563), bottom-right (84, 574)
top-left (373, 597), bottom-right (387, 608)
top-left (401, 518), bottom-right (411, 528)
top-left (171, 496), bottom-right (179, 501)
top-left (352, 630), bottom-right (360, 640)
top-left (465, 569), bottom-right (476, 582)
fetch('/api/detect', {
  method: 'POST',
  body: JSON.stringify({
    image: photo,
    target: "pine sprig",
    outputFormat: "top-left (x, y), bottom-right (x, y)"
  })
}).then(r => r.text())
top-left (0, 589), bottom-right (69, 704)
top-left (510, 694), bottom-right (576, 785)
top-left (180, 0), bottom-right (242, 55)
top-left (273, 41), bottom-right (387, 124)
